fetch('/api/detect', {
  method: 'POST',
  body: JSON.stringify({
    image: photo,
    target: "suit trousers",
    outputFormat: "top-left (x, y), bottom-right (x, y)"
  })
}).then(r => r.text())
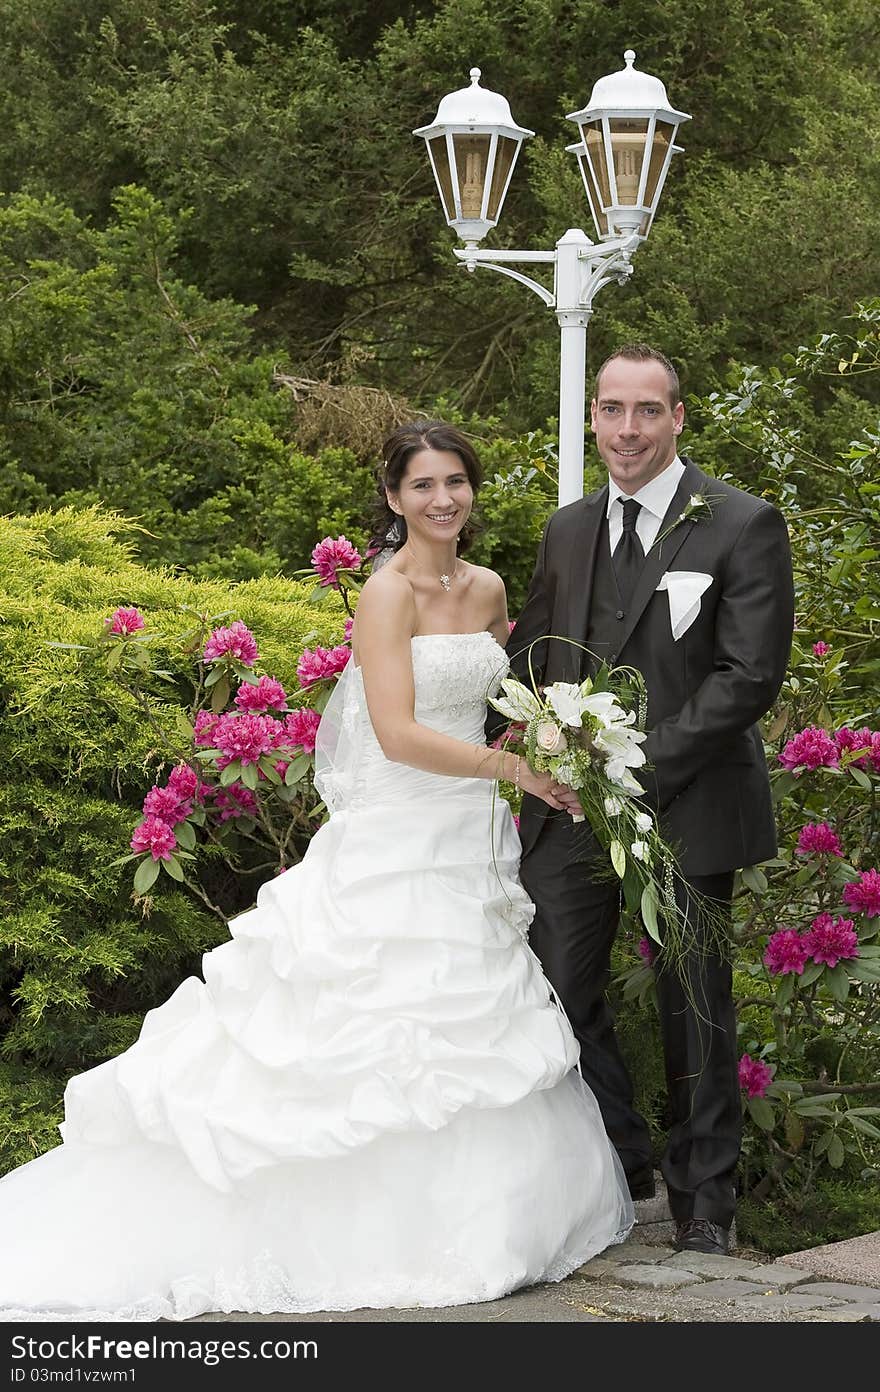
top-left (519, 814), bottom-right (740, 1227)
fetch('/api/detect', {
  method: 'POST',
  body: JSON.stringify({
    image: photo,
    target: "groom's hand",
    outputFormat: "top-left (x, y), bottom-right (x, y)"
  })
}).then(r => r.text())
top-left (554, 786), bottom-right (584, 816)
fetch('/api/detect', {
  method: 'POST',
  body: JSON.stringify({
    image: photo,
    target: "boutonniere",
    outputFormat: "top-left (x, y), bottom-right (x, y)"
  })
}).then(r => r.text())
top-left (651, 490), bottom-right (721, 553)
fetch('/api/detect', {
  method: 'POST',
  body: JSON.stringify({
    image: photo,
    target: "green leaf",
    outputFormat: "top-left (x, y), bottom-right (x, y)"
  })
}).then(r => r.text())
top-left (827, 1133), bottom-right (845, 1168)
top-left (824, 964), bottom-right (850, 1002)
top-left (845, 1115), bottom-right (880, 1140)
top-left (847, 959), bottom-right (880, 983)
top-left (640, 882), bottom-right (661, 945)
top-left (741, 865), bottom-right (768, 894)
top-left (284, 753), bottom-right (312, 785)
top-left (798, 961), bottom-right (824, 987)
top-left (848, 765), bottom-right (873, 790)
top-left (775, 973), bottom-right (796, 1007)
top-left (204, 665), bottom-right (225, 688)
top-left (747, 1096), bottom-right (776, 1131)
top-left (240, 761), bottom-right (259, 790)
top-left (210, 674), bottom-right (231, 712)
top-left (610, 839), bottom-right (626, 879)
top-left (175, 821), bottom-right (196, 851)
top-left (258, 758), bottom-right (282, 785)
top-left (133, 856), bottom-right (160, 895)
top-left (784, 1109), bottom-right (805, 1151)
top-left (219, 760), bottom-right (242, 786)
top-left (161, 855), bottom-right (185, 881)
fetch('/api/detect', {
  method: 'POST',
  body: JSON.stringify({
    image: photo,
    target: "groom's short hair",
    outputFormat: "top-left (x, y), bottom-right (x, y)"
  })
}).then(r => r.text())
top-left (594, 344), bottom-right (681, 408)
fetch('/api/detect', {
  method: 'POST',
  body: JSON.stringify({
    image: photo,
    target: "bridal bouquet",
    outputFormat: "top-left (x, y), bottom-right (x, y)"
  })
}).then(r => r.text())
top-left (490, 663), bottom-right (679, 952)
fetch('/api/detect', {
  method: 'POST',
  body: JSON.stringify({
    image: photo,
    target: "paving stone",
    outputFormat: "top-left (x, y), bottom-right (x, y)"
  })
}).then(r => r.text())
top-left (740, 1262), bottom-right (814, 1289)
top-left (611, 1264), bottom-right (696, 1289)
top-left (675, 1279), bottom-right (782, 1301)
top-left (734, 1291), bottom-right (842, 1312)
top-left (607, 1241), bottom-right (677, 1263)
top-left (796, 1280), bottom-right (880, 1302)
top-left (806, 1304), bottom-right (880, 1322)
top-left (666, 1252), bottom-right (768, 1279)
top-left (572, 1257), bottom-right (624, 1280)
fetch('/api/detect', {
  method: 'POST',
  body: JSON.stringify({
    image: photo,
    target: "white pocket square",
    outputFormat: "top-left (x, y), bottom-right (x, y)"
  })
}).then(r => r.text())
top-left (655, 570), bottom-right (713, 640)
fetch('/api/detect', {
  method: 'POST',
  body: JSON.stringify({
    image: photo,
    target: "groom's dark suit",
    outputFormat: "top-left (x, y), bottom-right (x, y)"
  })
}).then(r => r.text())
top-left (503, 455), bottom-right (794, 1227)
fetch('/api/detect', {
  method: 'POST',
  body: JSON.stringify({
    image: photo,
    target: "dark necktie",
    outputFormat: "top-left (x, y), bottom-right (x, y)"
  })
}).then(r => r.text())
top-left (613, 498), bottom-right (644, 609)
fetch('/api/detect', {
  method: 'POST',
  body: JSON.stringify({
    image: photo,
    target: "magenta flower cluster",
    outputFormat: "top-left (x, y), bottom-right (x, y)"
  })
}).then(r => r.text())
top-left (106, 607), bottom-right (145, 636)
top-left (796, 821), bottom-right (842, 856)
top-left (834, 727), bottom-right (880, 772)
top-left (311, 536), bottom-right (362, 589)
top-left (234, 676), bottom-right (288, 713)
top-left (843, 869), bottom-right (880, 920)
top-left (130, 815), bottom-right (178, 862)
top-left (203, 620), bottom-right (259, 666)
top-left (812, 640), bottom-right (830, 657)
top-left (297, 645), bottom-right (350, 689)
top-left (779, 726), bottom-right (839, 772)
top-left (763, 914), bottom-right (859, 975)
top-left (738, 1054), bottom-right (773, 1099)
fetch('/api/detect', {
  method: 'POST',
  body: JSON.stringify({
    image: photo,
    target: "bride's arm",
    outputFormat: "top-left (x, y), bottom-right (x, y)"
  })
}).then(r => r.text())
top-left (353, 572), bottom-right (567, 808)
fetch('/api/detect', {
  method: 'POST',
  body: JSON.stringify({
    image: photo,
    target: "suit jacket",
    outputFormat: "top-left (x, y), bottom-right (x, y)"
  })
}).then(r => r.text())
top-left (503, 457), bottom-right (794, 877)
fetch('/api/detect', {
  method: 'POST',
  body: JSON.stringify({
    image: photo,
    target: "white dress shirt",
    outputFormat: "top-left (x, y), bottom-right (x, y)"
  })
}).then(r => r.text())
top-left (606, 455), bottom-right (685, 555)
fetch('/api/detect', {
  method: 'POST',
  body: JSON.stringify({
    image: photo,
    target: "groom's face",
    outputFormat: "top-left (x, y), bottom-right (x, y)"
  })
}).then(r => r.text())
top-left (591, 357), bottom-right (684, 495)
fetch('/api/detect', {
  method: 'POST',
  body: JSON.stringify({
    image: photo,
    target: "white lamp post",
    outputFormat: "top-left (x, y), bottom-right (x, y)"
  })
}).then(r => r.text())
top-left (415, 52), bottom-right (690, 505)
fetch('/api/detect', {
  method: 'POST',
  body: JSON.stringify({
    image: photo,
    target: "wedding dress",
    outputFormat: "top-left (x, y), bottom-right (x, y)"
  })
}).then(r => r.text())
top-left (0, 630), bottom-right (632, 1320)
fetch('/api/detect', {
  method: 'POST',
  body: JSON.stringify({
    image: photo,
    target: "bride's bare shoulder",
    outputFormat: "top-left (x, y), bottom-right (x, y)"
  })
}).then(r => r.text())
top-left (461, 561), bottom-right (506, 601)
top-left (356, 566), bottom-right (416, 630)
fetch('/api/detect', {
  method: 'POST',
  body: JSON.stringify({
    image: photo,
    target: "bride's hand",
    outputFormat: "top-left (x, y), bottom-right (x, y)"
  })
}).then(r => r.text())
top-left (519, 766), bottom-right (574, 812)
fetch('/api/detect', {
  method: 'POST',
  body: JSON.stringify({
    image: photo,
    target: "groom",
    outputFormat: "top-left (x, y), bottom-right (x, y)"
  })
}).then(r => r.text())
top-left (505, 343), bottom-right (793, 1254)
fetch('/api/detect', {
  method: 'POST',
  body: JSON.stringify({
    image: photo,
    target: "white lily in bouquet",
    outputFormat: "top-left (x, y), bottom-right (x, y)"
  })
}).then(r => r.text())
top-left (490, 660), bottom-right (694, 960)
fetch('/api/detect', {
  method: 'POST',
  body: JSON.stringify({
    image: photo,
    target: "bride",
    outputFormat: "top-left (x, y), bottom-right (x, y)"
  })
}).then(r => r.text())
top-left (0, 421), bottom-right (633, 1321)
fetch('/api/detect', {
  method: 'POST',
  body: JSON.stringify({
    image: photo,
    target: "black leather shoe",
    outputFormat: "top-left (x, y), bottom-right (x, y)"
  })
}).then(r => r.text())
top-left (627, 1171), bottom-right (656, 1202)
top-left (674, 1219), bottom-right (730, 1255)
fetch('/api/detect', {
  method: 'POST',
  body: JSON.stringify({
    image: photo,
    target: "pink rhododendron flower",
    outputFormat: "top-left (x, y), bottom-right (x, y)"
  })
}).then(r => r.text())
top-left (212, 712), bottom-right (282, 767)
top-left (763, 928), bottom-right (809, 975)
top-left (203, 620), bottom-right (259, 666)
top-left (311, 536), bottom-right (362, 589)
top-left (296, 645), bottom-right (351, 688)
top-left (193, 710), bottom-right (220, 746)
top-left (167, 764), bottom-right (205, 802)
top-left (130, 815), bottom-right (177, 861)
top-left (508, 620), bottom-right (516, 634)
top-left (812, 641), bottom-right (830, 657)
top-left (283, 708), bottom-right (322, 754)
top-left (343, 617), bottom-right (354, 643)
top-left (796, 822), bottom-right (843, 857)
top-left (234, 676), bottom-right (288, 713)
top-left (738, 1054), bottom-right (773, 1099)
top-left (778, 726), bottom-right (839, 772)
top-left (843, 869), bottom-right (880, 919)
top-left (106, 607), bottom-right (145, 636)
top-left (803, 913), bottom-right (859, 968)
top-left (834, 727), bottom-right (874, 769)
top-left (637, 937), bottom-right (656, 965)
top-left (213, 784), bottom-right (259, 822)
top-left (142, 784), bottom-right (191, 826)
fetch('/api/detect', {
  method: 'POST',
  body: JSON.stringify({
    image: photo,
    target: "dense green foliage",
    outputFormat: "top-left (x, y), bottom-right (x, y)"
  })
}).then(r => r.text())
top-left (0, 507), bottom-right (343, 1167)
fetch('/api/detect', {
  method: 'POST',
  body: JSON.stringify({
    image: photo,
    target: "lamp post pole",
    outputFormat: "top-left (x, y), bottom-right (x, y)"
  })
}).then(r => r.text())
top-left (415, 52), bottom-right (690, 505)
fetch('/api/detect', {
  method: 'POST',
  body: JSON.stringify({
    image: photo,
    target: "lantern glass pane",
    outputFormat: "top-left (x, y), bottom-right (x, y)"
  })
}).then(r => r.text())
top-left (644, 120), bottom-right (674, 206)
top-left (576, 148), bottom-right (610, 238)
top-left (608, 118), bottom-right (649, 206)
top-left (584, 122), bottom-right (612, 208)
top-left (428, 135), bottom-right (456, 221)
top-left (451, 133), bottom-right (491, 219)
top-left (486, 135), bottom-right (518, 220)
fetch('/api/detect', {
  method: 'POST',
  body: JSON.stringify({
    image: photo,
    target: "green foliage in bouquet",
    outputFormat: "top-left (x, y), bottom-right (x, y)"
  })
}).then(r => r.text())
top-left (0, 506), bottom-right (345, 1171)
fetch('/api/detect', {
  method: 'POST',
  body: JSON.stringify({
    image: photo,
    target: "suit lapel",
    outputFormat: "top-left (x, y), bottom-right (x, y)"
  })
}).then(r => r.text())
top-left (566, 486), bottom-right (607, 680)
top-left (614, 459), bottom-right (706, 658)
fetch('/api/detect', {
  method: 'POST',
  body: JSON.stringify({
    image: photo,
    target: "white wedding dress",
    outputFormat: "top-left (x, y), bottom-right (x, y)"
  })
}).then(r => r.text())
top-left (0, 630), bottom-right (632, 1321)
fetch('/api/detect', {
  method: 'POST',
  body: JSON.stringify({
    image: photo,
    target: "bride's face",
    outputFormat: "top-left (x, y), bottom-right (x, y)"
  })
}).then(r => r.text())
top-left (388, 448), bottom-right (474, 544)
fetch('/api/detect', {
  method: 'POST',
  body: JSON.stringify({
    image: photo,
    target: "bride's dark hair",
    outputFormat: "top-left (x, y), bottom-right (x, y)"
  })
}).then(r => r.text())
top-left (369, 421), bottom-right (483, 557)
